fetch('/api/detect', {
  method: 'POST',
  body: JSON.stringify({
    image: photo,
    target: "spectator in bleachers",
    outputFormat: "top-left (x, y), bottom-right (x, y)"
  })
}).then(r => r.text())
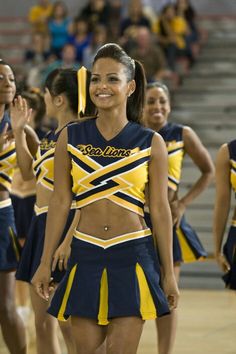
top-left (175, 0), bottom-right (200, 57)
top-left (28, 0), bottom-right (53, 35)
top-left (67, 17), bottom-right (92, 63)
top-left (120, 0), bottom-right (151, 38)
top-left (48, 1), bottom-right (72, 59)
top-left (41, 43), bottom-right (80, 86)
top-left (24, 32), bottom-right (51, 88)
top-left (128, 26), bottom-right (168, 82)
top-left (82, 24), bottom-right (108, 69)
top-left (154, 3), bottom-right (193, 72)
top-left (78, 0), bottom-right (112, 31)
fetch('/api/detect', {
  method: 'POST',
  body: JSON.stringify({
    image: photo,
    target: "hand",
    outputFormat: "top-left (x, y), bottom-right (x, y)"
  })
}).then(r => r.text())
top-left (170, 199), bottom-right (186, 227)
top-left (10, 96), bottom-right (32, 132)
top-left (0, 123), bottom-right (14, 152)
top-left (31, 263), bottom-right (55, 301)
top-left (162, 274), bottom-right (180, 311)
top-left (52, 241), bottom-right (71, 272)
top-left (216, 253), bottom-right (230, 273)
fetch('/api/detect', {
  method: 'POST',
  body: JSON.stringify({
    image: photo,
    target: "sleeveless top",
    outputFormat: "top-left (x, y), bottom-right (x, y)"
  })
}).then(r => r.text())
top-left (159, 122), bottom-right (185, 191)
top-left (33, 129), bottom-right (59, 191)
top-left (67, 118), bottom-right (155, 216)
top-left (228, 140), bottom-right (236, 193)
top-left (0, 112), bottom-right (17, 191)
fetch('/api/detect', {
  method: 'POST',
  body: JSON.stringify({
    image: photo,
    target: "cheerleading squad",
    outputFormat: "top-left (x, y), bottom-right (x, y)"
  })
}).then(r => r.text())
top-left (0, 43), bottom-right (235, 354)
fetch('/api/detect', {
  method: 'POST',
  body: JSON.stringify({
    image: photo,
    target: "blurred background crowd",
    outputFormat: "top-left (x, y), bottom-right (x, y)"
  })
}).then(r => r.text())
top-left (4, 0), bottom-right (206, 93)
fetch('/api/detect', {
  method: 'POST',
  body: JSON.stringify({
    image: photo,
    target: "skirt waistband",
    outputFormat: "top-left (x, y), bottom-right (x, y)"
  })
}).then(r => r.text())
top-left (73, 228), bottom-right (152, 249)
top-left (0, 198), bottom-right (12, 209)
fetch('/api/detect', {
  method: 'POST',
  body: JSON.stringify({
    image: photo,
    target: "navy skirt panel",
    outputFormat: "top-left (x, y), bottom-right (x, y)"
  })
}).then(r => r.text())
top-left (16, 209), bottom-right (75, 283)
top-left (222, 224), bottom-right (236, 290)
top-left (144, 212), bottom-right (207, 263)
top-left (11, 194), bottom-right (36, 239)
top-left (0, 203), bottom-right (20, 271)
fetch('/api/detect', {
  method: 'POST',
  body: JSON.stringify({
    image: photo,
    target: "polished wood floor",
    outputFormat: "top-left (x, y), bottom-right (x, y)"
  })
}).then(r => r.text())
top-left (0, 290), bottom-right (235, 354)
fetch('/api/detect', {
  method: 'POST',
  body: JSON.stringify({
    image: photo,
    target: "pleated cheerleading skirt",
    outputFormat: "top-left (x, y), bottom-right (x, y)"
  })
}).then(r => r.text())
top-left (48, 228), bottom-right (170, 325)
top-left (16, 205), bottom-right (75, 283)
top-left (222, 221), bottom-right (236, 290)
top-left (0, 199), bottom-right (21, 271)
top-left (144, 212), bottom-right (207, 264)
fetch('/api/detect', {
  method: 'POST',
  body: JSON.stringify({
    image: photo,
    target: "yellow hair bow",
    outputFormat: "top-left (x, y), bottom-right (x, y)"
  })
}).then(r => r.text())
top-left (77, 66), bottom-right (87, 114)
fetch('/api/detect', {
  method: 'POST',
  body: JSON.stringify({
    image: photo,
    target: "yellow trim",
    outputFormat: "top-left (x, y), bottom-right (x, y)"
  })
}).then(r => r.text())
top-left (77, 66), bottom-right (87, 114)
top-left (231, 220), bottom-right (236, 227)
top-left (73, 228), bottom-right (152, 249)
top-left (0, 198), bottom-right (12, 208)
top-left (136, 263), bottom-right (157, 319)
top-left (167, 180), bottom-right (178, 191)
top-left (34, 205), bottom-right (48, 216)
top-left (58, 264), bottom-right (77, 321)
top-left (8, 227), bottom-right (20, 262)
top-left (176, 227), bottom-right (196, 263)
top-left (98, 268), bottom-right (109, 325)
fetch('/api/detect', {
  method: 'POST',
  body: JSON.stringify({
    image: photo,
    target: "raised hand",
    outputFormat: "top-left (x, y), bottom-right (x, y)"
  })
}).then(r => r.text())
top-left (10, 96), bottom-right (32, 132)
top-left (0, 123), bottom-right (14, 152)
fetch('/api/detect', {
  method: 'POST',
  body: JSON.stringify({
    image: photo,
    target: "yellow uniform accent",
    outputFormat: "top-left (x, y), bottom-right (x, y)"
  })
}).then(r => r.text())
top-left (33, 144), bottom-right (56, 191)
top-left (8, 227), bottom-right (20, 262)
top-left (167, 141), bottom-right (185, 191)
top-left (68, 144), bottom-right (151, 215)
top-left (0, 142), bottom-right (17, 191)
top-left (176, 227), bottom-right (204, 263)
top-left (98, 268), bottom-right (109, 325)
top-left (230, 158), bottom-right (236, 193)
top-left (58, 264), bottom-right (77, 321)
top-left (136, 263), bottom-right (157, 319)
top-left (73, 228), bottom-right (152, 249)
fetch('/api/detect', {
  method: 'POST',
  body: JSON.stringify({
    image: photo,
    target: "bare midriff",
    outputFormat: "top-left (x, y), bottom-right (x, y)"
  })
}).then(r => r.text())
top-left (0, 186), bottom-right (9, 201)
top-left (35, 183), bottom-right (53, 208)
top-left (77, 199), bottom-right (147, 240)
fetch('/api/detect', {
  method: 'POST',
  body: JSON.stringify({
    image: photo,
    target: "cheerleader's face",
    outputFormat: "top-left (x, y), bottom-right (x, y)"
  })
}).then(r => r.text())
top-left (0, 64), bottom-right (16, 105)
top-left (143, 86), bottom-right (170, 129)
top-left (90, 58), bottom-right (134, 111)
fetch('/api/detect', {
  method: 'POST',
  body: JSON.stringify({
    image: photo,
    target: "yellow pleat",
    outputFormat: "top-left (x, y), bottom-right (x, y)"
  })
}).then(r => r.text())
top-left (58, 264), bottom-right (77, 321)
top-left (98, 268), bottom-right (109, 325)
top-left (176, 227), bottom-right (196, 263)
top-left (77, 66), bottom-right (87, 114)
top-left (136, 263), bottom-right (157, 320)
top-left (8, 227), bottom-right (20, 262)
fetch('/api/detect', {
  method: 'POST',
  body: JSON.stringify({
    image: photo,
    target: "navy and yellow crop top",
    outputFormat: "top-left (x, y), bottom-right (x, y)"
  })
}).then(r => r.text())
top-left (0, 112), bottom-right (17, 191)
top-left (159, 122), bottom-right (184, 191)
top-left (33, 130), bottom-right (59, 191)
top-left (67, 118), bottom-right (155, 216)
top-left (228, 140), bottom-right (236, 193)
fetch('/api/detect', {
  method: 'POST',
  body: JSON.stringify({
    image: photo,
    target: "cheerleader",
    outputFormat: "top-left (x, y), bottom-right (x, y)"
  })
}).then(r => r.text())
top-left (143, 81), bottom-right (214, 354)
top-left (32, 43), bottom-right (179, 354)
top-left (0, 60), bottom-right (27, 353)
top-left (10, 67), bottom-right (94, 354)
top-left (214, 140), bottom-right (236, 289)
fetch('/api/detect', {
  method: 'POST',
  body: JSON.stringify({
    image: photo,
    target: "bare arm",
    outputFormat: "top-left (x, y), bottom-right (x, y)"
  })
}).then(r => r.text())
top-left (149, 133), bottom-right (179, 308)
top-left (31, 128), bottom-right (73, 299)
top-left (52, 209), bottom-right (81, 271)
top-left (172, 127), bottom-right (214, 226)
top-left (213, 144), bottom-right (231, 272)
top-left (181, 126), bottom-right (215, 206)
